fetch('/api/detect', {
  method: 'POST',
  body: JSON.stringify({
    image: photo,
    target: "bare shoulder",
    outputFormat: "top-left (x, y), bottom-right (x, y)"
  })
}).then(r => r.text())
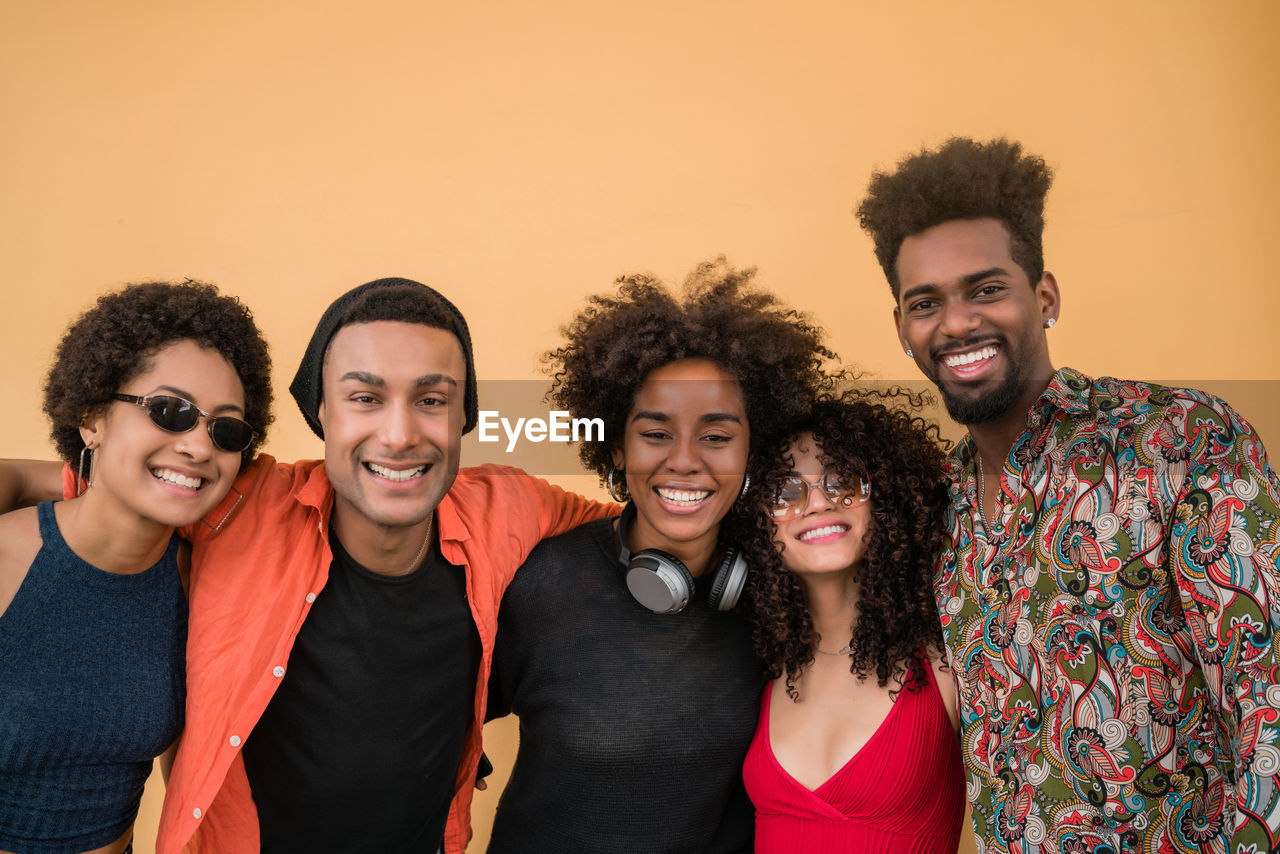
top-left (0, 506), bottom-right (43, 620)
top-left (927, 649), bottom-right (961, 735)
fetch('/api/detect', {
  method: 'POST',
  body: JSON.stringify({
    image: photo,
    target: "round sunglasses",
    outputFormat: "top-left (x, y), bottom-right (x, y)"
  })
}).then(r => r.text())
top-left (111, 393), bottom-right (256, 454)
top-left (769, 472), bottom-right (871, 520)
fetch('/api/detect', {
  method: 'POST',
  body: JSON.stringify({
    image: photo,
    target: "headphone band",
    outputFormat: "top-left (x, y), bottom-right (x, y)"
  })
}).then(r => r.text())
top-left (615, 501), bottom-right (747, 613)
top-left (614, 501), bottom-right (639, 566)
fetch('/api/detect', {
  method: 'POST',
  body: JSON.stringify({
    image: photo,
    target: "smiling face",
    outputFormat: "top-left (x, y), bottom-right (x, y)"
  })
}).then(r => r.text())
top-left (80, 339), bottom-right (247, 530)
top-left (894, 217), bottom-right (1059, 428)
top-left (318, 321), bottom-right (466, 550)
top-left (773, 432), bottom-right (872, 578)
top-left (613, 358), bottom-right (749, 574)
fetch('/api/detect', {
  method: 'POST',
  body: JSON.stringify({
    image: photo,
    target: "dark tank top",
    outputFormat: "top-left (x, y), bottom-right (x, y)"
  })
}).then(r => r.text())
top-left (0, 501), bottom-right (187, 853)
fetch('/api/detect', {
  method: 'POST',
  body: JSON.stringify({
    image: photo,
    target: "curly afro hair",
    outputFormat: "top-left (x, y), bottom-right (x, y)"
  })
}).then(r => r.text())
top-left (855, 137), bottom-right (1054, 297)
top-left (544, 257), bottom-right (838, 491)
top-left (44, 280), bottom-right (273, 468)
top-left (739, 390), bottom-right (949, 700)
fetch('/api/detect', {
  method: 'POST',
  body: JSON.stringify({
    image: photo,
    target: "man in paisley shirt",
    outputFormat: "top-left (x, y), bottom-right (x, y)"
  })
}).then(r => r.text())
top-left (856, 137), bottom-right (1280, 853)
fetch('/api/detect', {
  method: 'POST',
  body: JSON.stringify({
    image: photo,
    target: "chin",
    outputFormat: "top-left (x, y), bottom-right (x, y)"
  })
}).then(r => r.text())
top-left (366, 507), bottom-right (434, 529)
top-left (141, 506), bottom-right (212, 530)
top-left (653, 507), bottom-right (725, 538)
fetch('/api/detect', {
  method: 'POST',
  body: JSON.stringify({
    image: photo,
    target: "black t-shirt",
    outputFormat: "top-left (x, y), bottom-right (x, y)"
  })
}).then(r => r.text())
top-left (243, 525), bottom-right (480, 854)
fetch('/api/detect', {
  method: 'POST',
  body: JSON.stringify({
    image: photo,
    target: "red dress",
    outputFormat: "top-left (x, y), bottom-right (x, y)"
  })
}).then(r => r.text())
top-left (742, 662), bottom-right (966, 853)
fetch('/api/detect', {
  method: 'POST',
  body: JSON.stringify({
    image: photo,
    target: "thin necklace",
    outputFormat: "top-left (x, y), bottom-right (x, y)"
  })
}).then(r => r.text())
top-left (405, 512), bottom-right (435, 573)
top-left (977, 455), bottom-right (994, 531)
top-left (816, 644), bottom-right (852, 657)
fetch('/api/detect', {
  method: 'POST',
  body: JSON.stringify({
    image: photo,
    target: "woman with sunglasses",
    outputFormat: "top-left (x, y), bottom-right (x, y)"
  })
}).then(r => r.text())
top-left (738, 392), bottom-right (964, 853)
top-left (0, 281), bottom-right (272, 854)
top-left (485, 259), bottom-right (836, 853)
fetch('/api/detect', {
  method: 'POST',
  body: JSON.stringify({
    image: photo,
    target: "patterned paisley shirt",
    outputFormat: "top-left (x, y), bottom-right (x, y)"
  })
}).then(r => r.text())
top-left (937, 367), bottom-right (1280, 854)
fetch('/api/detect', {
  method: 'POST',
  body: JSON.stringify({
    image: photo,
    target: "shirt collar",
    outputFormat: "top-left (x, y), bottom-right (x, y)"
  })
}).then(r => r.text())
top-left (435, 486), bottom-right (471, 544)
top-left (1041, 366), bottom-right (1093, 417)
top-left (295, 459), bottom-right (333, 510)
top-left (953, 366), bottom-right (1094, 466)
top-left (304, 462), bottom-right (472, 545)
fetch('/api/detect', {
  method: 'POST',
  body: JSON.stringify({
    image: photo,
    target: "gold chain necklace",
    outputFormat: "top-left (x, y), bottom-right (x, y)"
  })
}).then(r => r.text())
top-left (405, 512), bottom-right (435, 573)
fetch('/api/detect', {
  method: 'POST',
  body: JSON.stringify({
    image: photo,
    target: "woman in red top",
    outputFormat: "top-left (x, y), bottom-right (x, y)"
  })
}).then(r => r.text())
top-left (740, 393), bottom-right (966, 853)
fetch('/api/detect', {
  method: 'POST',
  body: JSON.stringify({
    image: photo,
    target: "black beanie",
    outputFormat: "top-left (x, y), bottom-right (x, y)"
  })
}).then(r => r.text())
top-left (288, 277), bottom-right (479, 439)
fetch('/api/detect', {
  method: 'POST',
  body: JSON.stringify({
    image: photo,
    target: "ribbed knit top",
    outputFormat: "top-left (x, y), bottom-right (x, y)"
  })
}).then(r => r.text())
top-left (743, 661), bottom-right (965, 854)
top-left (0, 501), bottom-right (187, 853)
top-left (487, 518), bottom-right (762, 853)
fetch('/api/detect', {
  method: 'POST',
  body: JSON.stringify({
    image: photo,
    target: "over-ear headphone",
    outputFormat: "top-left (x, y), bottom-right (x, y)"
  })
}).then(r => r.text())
top-left (614, 502), bottom-right (748, 614)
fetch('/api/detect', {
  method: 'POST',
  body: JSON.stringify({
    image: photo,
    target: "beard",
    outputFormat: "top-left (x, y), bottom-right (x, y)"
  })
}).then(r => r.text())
top-left (930, 334), bottom-right (1035, 425)
top-left (939, 367), bottom-right (1028, 424)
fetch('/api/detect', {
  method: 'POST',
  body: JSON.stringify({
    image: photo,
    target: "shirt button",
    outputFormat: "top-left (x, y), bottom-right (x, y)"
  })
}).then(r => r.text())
top-left (193, 807), bottom-right (203, 819)
top-left (273, 666), bottom-right (285, 678)
top-left (306, 592), bottom-right (317, 603)
top-left (229, 735), bottom-right (241, 747)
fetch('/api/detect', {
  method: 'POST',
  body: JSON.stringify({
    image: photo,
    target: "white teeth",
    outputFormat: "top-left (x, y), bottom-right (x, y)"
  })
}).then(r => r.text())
top-left (943, 345), bottom-right (998, 368)
top-left (153, 468), bottom-right (202, 490)
top-left (656, 487), bottom-right (710, 505)
top-left (367, 462), bottom-right (426, 482)
top-left (799, 524), bottom-right (848, 542)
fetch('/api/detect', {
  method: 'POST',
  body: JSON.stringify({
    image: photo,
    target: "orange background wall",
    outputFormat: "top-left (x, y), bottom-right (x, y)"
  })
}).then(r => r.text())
top-left (2, 3), bottom-right (1277, 852)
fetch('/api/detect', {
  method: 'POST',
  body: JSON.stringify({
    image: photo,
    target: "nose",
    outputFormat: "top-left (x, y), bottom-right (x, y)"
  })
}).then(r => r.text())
top-left (663, 433), bottom-right (703, 474)
top-left (937, 297), bottom-right (981, 339)
top-left (178, 421), bottom-right (216, 462)
top-left (379, 399), bottom-right (420, 450)
top-left (800, 479), bottom-right (836, 516)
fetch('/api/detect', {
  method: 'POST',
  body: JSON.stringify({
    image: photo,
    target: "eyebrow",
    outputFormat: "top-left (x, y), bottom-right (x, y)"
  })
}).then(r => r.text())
top-left (962, 266), bottom-right (1011, 285)
top-left (630, 410), bottom-right (744, 425)
top-left (148, 385), bottom-right (246, 415)
top-left (900, 266), bottom-right (1012, 302)
top-left (338, 371), bottom-right (458, 389)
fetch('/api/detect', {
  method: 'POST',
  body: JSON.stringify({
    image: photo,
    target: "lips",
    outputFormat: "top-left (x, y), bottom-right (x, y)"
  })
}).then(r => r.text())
top-left (936, 342), bottom-right (1000, 379)
top-left (151, 467), bottom-right (204, 491)
top-left (654, 486), bottom-right (711, 507)
top-left (797, 523), bottom-right (850, 543)
top-left (365, 462), bottom-right (428, 482)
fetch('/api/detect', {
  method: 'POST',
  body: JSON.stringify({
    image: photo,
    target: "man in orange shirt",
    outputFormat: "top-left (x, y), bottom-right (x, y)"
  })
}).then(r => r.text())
top-left (22, 278), bottom-right (610, 853)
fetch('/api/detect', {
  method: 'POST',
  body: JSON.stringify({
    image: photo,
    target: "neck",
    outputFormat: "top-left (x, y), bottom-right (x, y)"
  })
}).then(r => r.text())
top-left (626, 511), bottom-right (721, 577)
top-left (966, 367), bottom-right (1056, 470)
top-left (798, 569), bottom-right (860, 649)
top-left (634, 533), bottom-right (720, 577)
top-left (331, 500), bottom-right (435, 577)
top-left (56, 492), bottom-right (174, 575)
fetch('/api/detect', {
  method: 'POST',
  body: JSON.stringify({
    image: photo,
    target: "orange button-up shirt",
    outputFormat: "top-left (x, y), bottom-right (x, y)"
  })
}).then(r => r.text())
top-left (69, 456), bottom-right (612, 854)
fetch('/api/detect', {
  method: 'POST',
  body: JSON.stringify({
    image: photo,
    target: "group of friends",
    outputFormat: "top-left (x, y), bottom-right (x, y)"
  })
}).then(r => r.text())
top-left (1, 136), bottom-right (1278, 854)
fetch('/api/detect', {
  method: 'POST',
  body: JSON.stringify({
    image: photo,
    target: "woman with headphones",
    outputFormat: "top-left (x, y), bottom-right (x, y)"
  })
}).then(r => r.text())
top-left (485, 258), bottom-right (836, 853)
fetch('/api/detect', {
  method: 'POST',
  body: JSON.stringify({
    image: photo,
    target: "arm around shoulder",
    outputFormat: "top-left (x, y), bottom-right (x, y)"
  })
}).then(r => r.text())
top-left (519, 470), bottom-right (618, 539)
top-left (0, 459), bottom-right (65, 512)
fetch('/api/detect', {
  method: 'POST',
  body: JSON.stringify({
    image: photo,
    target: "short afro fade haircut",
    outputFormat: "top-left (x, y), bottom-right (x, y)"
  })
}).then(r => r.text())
top-left (43, 280), bottom-right (273, 468)
top-left (544, 257), bottom-right (838, 491)
top-left (855, 137), bottom-right (1053, 297)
